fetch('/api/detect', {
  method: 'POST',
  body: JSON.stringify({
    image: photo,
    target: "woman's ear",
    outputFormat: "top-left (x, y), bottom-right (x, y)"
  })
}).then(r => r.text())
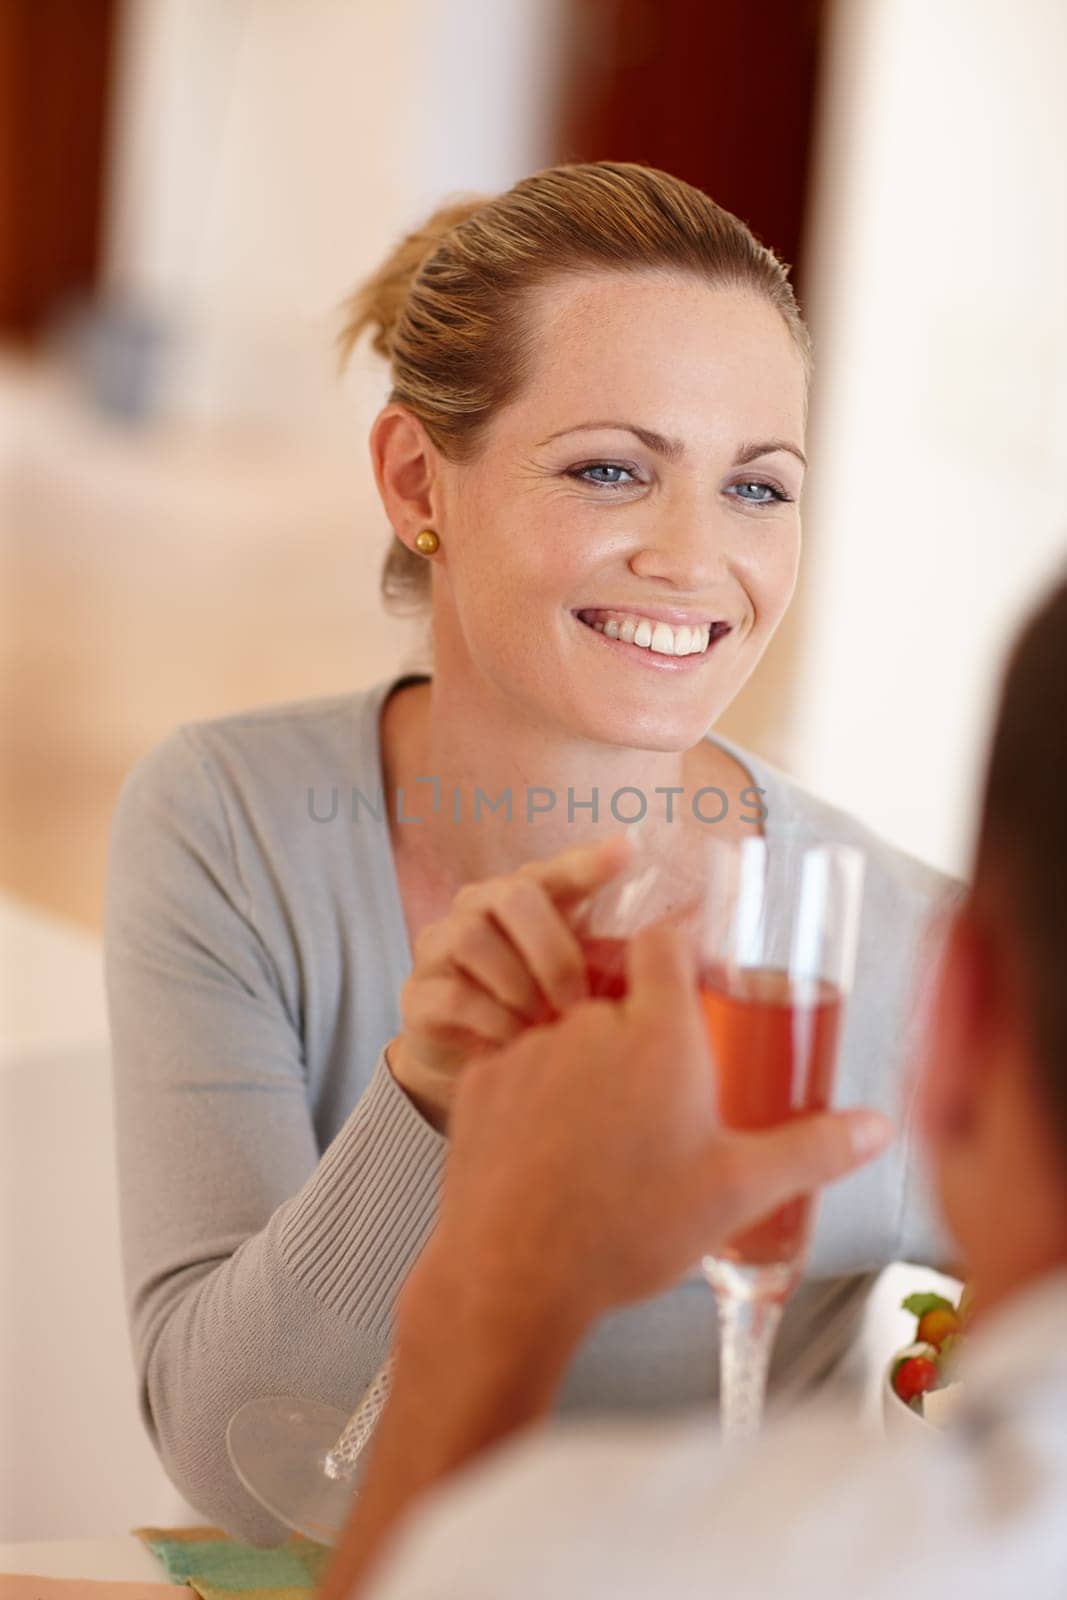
top-left (369, 404), bottom-right (440, 547)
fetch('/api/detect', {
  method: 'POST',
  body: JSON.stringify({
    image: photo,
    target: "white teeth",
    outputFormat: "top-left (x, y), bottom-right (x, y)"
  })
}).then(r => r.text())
top-left (583, 611), bottom-right (715, 656)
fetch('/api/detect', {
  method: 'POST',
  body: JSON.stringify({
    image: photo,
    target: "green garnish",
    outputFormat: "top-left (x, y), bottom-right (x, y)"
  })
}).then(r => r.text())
top-left (901, 1292), bottom-right (955, 1318)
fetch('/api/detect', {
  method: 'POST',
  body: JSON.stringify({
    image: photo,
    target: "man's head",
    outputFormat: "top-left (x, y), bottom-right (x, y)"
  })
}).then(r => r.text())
top-left (919, 571), bottom-right (1067, 1310)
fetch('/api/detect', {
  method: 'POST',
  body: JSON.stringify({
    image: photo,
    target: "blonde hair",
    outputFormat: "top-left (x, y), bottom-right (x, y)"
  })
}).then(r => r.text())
top-left (340, 161), bottom-right (811, 615)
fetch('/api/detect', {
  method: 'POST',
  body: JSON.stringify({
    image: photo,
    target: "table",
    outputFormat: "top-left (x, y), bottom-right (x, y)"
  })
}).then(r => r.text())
top-left (0, 1267), bottom-right (961, 1590)
top-left (0, 1540), bottom-right (167, 1583)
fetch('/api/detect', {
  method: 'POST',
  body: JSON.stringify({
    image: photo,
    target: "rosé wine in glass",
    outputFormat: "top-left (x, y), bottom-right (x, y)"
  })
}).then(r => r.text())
top-left (699, 965), bottom-right (843, 1267)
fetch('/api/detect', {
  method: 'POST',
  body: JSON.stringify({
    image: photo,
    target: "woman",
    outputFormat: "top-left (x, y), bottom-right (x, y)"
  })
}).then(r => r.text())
top-left (105, 162), bottom-right (957, 1542)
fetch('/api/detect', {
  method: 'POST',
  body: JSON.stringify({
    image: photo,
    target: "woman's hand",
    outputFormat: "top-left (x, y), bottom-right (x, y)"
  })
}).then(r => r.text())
top-left (386, 833), bottom-right (634, 1130)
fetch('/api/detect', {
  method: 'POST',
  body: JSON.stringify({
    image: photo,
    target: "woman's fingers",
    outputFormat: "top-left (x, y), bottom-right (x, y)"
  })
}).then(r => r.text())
top-left (401, 973), bottom-right (528, 1049)
top-left (414, 911), bottom-right (545, 1021)
top-left (449, 843), bottom-right (633, 1015)
top-left (421, 880), bottom-right (585, 1016)
top-left (480, 874), bottom-right (591, 1014)
top-left (395, 835), bottom-right (640, 1117)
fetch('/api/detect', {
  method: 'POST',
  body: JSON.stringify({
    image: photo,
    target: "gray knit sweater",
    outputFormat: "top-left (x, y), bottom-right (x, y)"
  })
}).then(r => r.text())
top-left (104, 672), bottom-right (958, 1543)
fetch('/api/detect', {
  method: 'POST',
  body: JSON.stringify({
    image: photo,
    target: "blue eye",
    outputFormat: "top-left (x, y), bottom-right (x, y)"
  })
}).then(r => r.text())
top-left (727, 481), bottom-right (790, 505)
top-left (567, 463), bottom-right (638, 489)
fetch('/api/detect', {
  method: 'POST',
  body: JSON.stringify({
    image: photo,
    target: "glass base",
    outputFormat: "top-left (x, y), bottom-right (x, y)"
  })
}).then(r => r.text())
top-left (226, 1396), bottom-right (359, 1544)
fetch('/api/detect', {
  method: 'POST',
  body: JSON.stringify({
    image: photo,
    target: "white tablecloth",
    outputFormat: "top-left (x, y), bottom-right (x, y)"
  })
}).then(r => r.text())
top-left (0, 1538), bottom-right (167, 1581)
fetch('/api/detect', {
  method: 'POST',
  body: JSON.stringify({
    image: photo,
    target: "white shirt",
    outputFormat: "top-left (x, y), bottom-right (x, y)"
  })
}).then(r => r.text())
top-left (368, 1270), bottom-right (1067, 1600)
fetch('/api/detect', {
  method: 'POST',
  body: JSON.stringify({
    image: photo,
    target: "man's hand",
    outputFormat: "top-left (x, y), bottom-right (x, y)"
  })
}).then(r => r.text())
top-left (322, 922), bottom-right (892, 1600)
top-left (423, 919), bottom-right (892, 1328)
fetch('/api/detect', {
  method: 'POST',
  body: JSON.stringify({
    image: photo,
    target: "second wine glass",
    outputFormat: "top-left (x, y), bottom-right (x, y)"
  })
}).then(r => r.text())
top-left (226, 1357), bottom-right (395, 1543)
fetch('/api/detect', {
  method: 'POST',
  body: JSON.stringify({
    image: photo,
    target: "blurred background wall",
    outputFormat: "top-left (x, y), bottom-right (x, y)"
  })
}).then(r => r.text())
top-left (792, 0), bottom-right (1067, 876)
top-left (1, 0), bottom-right (1065, 1544)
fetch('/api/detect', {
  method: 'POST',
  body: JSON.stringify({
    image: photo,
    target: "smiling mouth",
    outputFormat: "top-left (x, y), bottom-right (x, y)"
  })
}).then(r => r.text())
top-left (574, 608), bottom-right (731, 659)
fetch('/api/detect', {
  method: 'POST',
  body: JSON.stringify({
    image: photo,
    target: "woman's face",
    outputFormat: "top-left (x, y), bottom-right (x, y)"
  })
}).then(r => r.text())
top-left (431, 270), bottom-right (807, 750)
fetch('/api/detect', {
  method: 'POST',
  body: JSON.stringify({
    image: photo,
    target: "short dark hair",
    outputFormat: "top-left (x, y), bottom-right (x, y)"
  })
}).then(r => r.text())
top-left (975, 567), bottom-right (1067, 1148)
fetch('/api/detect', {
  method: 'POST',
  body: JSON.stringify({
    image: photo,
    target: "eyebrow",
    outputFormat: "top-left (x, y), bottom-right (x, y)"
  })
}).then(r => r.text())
top-left (539, 421), bottom-right (807, 470)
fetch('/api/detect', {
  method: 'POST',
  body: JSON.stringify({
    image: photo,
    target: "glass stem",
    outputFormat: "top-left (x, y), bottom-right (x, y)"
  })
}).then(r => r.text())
top-left (703, 1259), bottom-right (793, 1443)
top-left (716, 1288), bottom-right (783, 1440)
top-left (323, 1355), bottom-right (395, 1481)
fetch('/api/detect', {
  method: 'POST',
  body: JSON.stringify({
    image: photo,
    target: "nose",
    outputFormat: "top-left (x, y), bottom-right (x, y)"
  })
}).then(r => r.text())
top-left (626, 495), bottom-right (729, 591)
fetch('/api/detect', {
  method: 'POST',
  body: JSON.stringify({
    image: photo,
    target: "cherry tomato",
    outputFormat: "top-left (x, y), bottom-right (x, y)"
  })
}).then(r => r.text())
top-left (893, 1356), bottom-right (940, 1405)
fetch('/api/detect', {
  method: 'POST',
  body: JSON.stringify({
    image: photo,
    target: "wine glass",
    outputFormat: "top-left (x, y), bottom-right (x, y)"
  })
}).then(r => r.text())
top-left (227, 1358), bottom-right (395, 1542)
top-left (698, 833), bottom-right (865, 1442)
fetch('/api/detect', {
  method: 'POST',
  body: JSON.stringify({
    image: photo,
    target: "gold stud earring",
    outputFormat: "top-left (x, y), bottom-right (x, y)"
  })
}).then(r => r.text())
top-left (414, 528), bottom-right (440, 556)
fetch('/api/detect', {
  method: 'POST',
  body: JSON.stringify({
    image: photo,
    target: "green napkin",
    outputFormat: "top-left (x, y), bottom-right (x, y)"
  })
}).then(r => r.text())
top-left (135, 1525), bottom-right (332, 1600)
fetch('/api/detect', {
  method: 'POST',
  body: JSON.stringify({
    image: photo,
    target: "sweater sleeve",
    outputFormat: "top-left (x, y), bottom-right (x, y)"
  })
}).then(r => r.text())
top-left (104, 728), bottom-right (446, 1544)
